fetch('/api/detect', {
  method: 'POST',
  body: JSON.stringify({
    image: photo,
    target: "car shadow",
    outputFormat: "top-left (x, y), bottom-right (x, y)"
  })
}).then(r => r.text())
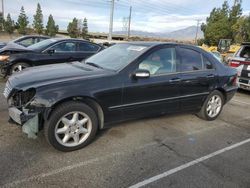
top-left (237, 88), bottom-right (250, 95)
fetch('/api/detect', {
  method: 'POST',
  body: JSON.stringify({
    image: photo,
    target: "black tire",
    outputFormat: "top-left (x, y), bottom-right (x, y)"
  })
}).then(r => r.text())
top-left (44, 101), bottom-right (98, 152)
top-left (197, 90), bottom-right (224, 121)
top-left (10, 62), bottom-right (30, 75)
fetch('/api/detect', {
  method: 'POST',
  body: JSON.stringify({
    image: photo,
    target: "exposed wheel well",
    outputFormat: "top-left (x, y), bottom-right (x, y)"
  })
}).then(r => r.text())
top-left (215, 88), bottom-right (227, 103)
top-left (47, 97), bottom-right (104, 130)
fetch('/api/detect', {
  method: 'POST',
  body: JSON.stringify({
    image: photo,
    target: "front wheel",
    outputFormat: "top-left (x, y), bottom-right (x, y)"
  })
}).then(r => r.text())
top-left (11, 62), bottom-right (30, 75)
top-left (197, 90), bottom-right (224, 121)
top-left (44, 101), bottom-right (98, 152)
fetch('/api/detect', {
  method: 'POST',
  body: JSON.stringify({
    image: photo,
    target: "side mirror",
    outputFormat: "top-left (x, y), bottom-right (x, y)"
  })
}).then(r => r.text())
top-left (47, 49), bottom-right (55, 55)
top-left (133, 69), bottom-right (150, 79)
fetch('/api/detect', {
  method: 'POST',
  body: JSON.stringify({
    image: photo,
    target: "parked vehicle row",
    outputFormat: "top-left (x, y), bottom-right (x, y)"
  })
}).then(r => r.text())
top-left (4, 42), bottom-right (238, 151)
top-left (0, 37), bottom-right (103, 77)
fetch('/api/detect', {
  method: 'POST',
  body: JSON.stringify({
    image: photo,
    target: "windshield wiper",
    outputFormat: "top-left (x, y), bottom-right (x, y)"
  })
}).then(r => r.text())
top-left (85, 62), bottom-right (104, 69)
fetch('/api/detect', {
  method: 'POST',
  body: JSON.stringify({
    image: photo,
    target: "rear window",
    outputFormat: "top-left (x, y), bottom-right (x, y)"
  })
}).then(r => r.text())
top-left (78, 42), bottom-right (100, 52)
top-left (179, 48), bottom-right (203, 71)
top-left (236, 46), bottom-right (250, 58)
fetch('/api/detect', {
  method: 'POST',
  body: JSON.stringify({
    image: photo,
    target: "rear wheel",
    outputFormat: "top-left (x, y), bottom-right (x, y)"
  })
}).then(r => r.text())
top-left (11, 62), bottom-right (30, 75)
top-left (197, 90), bottom-right (224, 121)
top-left (44, 101), bottom-right (98, 152)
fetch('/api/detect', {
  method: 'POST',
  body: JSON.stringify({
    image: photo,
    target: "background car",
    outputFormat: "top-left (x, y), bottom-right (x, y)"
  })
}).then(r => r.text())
top-left (5, 42), bottom-right (238, 151)
top-left (0, 36), bottom-right (50, 65)
top-left (228, 42), bottom-right (250, 68)
top-left (236, 64), bottom-right (250, 91)
top-left (0, 35), bottom-right (49, 50)
top-left (0, 38), bottom-right (104, 76)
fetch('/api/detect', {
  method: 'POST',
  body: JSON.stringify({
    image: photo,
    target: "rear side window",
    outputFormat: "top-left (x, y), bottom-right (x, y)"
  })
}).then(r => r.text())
top-left (78, 42), bottom-right (100, 52)
top-left (179, 48), bottom-right (203, 71)
top-left (203, 56), bottom-right (213, 69)
top-left (236, 46), bottom-right (250, 58)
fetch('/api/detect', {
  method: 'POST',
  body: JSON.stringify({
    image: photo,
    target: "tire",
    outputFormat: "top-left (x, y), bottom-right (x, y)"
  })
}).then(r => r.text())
top-left (10, 62), bottom-right (30, 75)
top-left (197, 90), bottom-right (224, 121)
top-left (44, 101), bottom-right (98, 152)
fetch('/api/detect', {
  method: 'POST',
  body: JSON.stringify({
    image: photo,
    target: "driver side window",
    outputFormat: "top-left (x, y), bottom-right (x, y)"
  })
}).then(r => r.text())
top-left (53, 42), bottom-right (76, 53)
top-left (138, 47), bottom-right (177, 75)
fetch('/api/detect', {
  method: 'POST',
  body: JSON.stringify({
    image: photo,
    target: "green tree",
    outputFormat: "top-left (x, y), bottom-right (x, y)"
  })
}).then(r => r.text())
top-left (67, 18), bottom-right (78, 38)
top-left (201, 1), bottom-right (232, 45)
top-left (33, 3), bottom-right (44, 34)
top-left (45, 14), bottom-right (59, 37)
top-left (4, 13), bottom-right (15, 35)
top-left (0, 13), bottom-right (4, 31)
top-left (82, 17), bottom-right (88, 39)
top-left (17, 6), bottom-right (29, 35)
top-left (231, 16), bottom-right (248, 43)
top-left (229, 0), bottom-right (242, 41)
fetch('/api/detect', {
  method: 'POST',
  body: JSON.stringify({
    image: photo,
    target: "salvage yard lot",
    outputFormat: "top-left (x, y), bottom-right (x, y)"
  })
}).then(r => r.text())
top-left (0, 79), bottom-right (249, 188)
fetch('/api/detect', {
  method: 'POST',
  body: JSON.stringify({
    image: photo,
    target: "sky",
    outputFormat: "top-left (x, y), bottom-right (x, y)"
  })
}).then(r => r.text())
top-left (1, 0), bottom-right (250, 33)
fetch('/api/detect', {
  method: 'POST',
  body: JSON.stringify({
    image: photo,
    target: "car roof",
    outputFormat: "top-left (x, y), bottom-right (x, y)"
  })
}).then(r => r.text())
top-left (123, 41), bottom-right (197, 49)
top-left (50, 38), bottom-right (89, 42)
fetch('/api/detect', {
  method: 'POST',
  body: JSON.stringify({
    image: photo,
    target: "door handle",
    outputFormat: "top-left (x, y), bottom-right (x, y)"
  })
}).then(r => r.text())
top-left (206, 74), bottom-right (215, 78)
top-left (169, 78), bottom-right (181, 83)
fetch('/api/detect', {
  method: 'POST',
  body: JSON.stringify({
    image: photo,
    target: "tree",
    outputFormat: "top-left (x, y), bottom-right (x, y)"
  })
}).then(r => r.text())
top-left (82, 17), bottom-right (88, 39)
top-left (4, 13), bottom-right (15, 35)
top-left (201, 1), bottom-right (232, 45)
top-left (45, 14), bottom-right (59, 37)
top-left (67, 18), bottom-right (78, 38)
top-left (33, 3), bottom-right (44, 34)
top-left (231, 16), bottom-right (248, 43)
top-left (229, 0), bottom-right (242, 41)
top-left (17, 6), bottom-right (29, 35)
top-left (0, 13), bottom-right (4, 31)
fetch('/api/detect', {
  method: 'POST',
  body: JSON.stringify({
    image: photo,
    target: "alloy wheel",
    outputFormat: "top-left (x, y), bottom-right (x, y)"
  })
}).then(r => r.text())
top-left (54, 111), bottom-right (92, 147)
top-left (206, 95), bottom-right (222, 118)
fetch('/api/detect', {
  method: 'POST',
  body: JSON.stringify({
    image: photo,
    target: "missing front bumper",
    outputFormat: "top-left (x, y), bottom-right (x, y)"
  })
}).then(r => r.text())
top-left (8, 107), bottom-right (39, 139)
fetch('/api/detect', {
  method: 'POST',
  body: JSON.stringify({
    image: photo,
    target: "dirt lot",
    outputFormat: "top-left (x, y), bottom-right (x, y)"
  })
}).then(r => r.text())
top-left (0, 79), bottom-right (249, 188)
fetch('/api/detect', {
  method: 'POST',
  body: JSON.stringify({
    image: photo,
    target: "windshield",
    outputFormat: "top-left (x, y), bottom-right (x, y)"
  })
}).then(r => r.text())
top-left (27, 39), bottom-right (57, 51)
top-left (85, 43), bottom-right (149, 71)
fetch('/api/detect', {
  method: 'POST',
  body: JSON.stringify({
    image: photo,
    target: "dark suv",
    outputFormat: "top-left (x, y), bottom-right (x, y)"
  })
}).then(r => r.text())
top-left (229, 43), bottom-right (250, 91)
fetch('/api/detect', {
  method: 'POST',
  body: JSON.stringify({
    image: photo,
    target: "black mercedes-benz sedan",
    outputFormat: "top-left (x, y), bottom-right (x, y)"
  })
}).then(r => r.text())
top-left (0, 38), bottom-right (103, 77)
top-left (4, 42), bottom-right (238, 151)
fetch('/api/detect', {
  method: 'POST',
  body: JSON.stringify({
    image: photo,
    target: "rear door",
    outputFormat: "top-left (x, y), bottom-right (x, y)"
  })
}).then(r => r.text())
top-left (177, 46), bottom-right (216, 111)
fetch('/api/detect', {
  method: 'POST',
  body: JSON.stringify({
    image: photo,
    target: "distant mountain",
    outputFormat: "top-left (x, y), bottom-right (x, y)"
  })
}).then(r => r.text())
top-left (114, 26), bottom-right (203, 40)
top-left (163, 26), bottom-right (203, 40)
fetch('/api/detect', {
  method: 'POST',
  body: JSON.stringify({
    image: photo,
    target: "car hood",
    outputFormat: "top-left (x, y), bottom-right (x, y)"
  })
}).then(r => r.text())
top-left (0, 42), bottom-right (33, 54)
top-left (8, 61), bottom-right (112, 90)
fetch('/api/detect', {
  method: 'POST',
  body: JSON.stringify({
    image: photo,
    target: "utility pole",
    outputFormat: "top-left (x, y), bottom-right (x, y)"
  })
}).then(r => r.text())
top-left (108, 0), bottom-right (115, 41)
top-left (195, 19), bottom-right (201, 45)
top-left (127, 6), bottom-right (132, 40)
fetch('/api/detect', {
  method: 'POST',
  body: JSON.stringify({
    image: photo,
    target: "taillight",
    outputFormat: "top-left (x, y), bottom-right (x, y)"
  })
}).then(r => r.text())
top-left (229, 61), bottom-right (241, 67)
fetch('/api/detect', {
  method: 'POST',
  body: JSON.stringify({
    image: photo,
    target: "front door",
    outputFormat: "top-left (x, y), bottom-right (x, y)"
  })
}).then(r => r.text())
top-left (122, 45), bottom-right (181, 120)
top-left (37, 42), bottom-right (78, 66)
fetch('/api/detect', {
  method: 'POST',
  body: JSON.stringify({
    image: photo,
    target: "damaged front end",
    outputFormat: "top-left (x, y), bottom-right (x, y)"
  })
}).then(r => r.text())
top-left (4, 82), bottom-right (45, 139)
